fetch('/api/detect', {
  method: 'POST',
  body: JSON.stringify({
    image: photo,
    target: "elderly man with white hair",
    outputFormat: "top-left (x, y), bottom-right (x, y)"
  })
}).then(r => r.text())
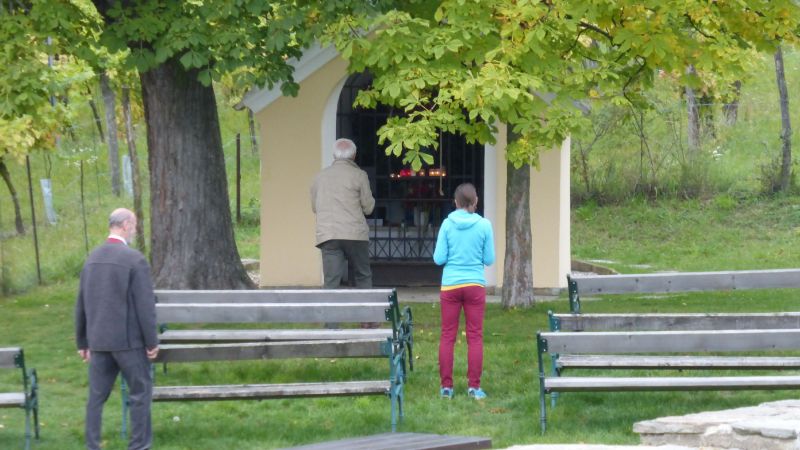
top-left (75, 208), bottom-right (159, 450)
top-left (311, 138), bottom-right (376, 303)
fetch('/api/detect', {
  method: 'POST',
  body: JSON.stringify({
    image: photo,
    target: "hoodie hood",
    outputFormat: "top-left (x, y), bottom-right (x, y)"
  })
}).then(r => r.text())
top-left (447, 209), bottom-right (482, 230)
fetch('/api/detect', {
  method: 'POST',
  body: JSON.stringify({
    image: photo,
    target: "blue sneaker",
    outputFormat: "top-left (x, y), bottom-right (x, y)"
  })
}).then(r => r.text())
top-left (440, 387), bottom-right (454, 399)
top-left (467, 387), bottom-right (487, 400)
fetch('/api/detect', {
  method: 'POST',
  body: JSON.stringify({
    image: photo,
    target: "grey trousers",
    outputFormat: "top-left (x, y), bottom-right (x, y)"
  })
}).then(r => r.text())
top-left (86, 348), bottom-right (152, 450)
top-left (320, 239), bottom-right (373, 328)
top-left (319, 239), bottom-right (372, 289)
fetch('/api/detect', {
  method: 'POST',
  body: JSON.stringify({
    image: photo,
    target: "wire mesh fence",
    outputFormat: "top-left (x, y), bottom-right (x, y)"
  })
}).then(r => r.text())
top-left (0, 112), bottom-right (260, 296)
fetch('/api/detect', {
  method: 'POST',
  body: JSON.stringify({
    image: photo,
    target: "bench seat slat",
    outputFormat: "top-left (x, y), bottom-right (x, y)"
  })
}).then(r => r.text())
top-left (156, 303), bottom-right (388, 323)
top-left (159, 329), bottom-right (392, 343)
top-left (556, 355), bottom-right (800, 370)
top-left (280, 432), bottom-right (492, 450)
top-left (542, 329), bottom-right (800, 354)
top-left (153, 380), bottom-right (390, 401)
top-left (545, 375), bottom-right (800, 392)
top-left (0, 392), bottom-right (25, 408)
top-left (155, 339), bottom-right (388, 363)
top-left (572, 269), bottom-right (800, 295)
top-left (553, 313), bottom-right (800, 332)
top-left (0, 347), bottom-right (21, 369)
top-left (0, 393), bottom-right (25, 407)
top-left (155, 289), bottom-right (394, 304)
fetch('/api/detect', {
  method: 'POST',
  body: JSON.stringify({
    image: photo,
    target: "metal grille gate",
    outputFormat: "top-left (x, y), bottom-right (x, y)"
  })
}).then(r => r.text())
top-left (337, 73), bottom-right (485, 262)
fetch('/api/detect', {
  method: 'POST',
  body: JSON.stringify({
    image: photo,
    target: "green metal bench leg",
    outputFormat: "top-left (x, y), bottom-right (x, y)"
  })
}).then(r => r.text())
top-left (24, 405), bottom-right (31, 450)
top-left (30, 369), bottom-right (39, 440)
top-left (397, 380), bottom-right (404, 421)
top-left (539, 388), bottom-right (547, 434)
top-left (391, 378), bottom-right (404, 433)
top-left (33, 402), bottom-right (39, 440)
top-left (537, 332), bottom-right (548, 434)
top-left (389, 387), bottom-right (397, 432)
top-left (547, 311), bottom-right (560, 409)
top-left (19, 358), bottom-right (38, 450)
top-left (550, 360), bottom-right (560, 409)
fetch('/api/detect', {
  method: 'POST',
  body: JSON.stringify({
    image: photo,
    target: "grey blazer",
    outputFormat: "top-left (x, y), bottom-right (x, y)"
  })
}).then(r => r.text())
top-left (75, 241), bottom-right (158, 352)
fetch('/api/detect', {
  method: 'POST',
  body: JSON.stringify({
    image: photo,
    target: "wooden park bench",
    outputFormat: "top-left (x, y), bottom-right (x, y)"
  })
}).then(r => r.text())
top-left (281, 432), bottom-right (492, 449)
top-left (0, 347), bottom-right (39, 450)
top-left (537, 270), bottom-right (800, 432)
top-left (121, 289), bottom-right (413, 435)
top-left (566, 268), bottom-right (800, 313)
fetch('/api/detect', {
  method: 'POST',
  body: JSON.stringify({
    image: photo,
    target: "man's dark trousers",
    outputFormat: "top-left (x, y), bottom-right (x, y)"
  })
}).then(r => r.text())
top-left (86, 349), bottom-right (152, 450)
top-left (320, 239), bottom-right (372, 289)
top-left (320, 239), bottom-right (372, 328)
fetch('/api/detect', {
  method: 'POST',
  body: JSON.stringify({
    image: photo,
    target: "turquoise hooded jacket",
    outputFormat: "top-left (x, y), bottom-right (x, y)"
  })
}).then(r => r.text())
top-left (433, 209), bottom-right (495, 287)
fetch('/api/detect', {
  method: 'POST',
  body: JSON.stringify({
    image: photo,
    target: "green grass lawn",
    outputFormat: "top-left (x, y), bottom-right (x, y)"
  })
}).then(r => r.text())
top-left (1, 282), bottom-right (800, 449)
top-left (1, 196), bottom-right (799, 448)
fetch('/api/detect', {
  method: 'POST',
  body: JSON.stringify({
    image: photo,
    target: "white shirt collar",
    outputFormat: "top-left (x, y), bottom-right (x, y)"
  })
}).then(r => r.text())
top-left (108, 234), bottom-right (128, 246)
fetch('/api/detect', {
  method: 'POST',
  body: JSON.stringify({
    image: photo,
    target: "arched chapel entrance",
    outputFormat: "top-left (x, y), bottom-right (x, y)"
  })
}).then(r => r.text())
top-left (336, 73), bottom-right (486, 285)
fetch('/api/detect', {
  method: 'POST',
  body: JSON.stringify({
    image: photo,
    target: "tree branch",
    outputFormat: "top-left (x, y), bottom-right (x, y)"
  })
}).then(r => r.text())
top-left (684, 14), bottom-right (714, 40)
top-left (579, 21), bottom-right (613, 42)
top-left (622, 57), bottom-right (647, 103)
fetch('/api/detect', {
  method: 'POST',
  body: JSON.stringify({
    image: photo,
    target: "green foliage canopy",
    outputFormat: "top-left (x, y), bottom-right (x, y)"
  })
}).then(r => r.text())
top-left (2, 0), bottom-right (394, 160)
top-left (0, 1), bottom-right (95, 161)
top-left (89, 1), bottom-right (392, 95)
top-left (326, 0), bottom-right (800, 169)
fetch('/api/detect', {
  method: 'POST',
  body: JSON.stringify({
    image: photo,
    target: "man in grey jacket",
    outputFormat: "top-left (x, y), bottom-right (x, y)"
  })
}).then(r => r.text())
top-left (311, 138), bottom-right (376, 290)
top-left (75, 208), bottom-right (159, 450)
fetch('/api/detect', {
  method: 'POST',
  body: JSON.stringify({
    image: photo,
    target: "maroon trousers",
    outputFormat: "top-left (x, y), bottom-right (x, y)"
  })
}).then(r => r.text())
top-left (438, 285), bottom-right (486, 389)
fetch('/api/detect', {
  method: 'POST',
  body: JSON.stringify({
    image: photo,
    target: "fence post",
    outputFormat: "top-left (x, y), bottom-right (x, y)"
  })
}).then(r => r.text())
top-left (80, 160), bottom-right (89, 255)
top-left (25, 156), bottom-right (42, 285)
top-left (0, 192), bottom-right (5, 295)
top-left (236, 133), bottom-right (241, 224)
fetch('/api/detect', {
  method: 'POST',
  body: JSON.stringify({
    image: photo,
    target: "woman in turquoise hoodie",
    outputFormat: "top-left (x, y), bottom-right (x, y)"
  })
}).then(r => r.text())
top-left (433, 183), bottom-right (495, 400)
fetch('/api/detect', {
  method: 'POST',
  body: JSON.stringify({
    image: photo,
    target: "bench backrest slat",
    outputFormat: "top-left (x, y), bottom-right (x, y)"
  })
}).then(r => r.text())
top-left (0, 348), bottom-right (21, 369)
top-left (541, 329), bottom-right (800, 354)
top-left (572, 269), bottom-right (800, 296)
top-left (155, 289), bottom-right (394, 304)
top-left (155, 340), bottom-right (386, 363)
top-left (553, 312), bottom-right (800, 331)
top-left (156, 303), bottom-right (388, 324)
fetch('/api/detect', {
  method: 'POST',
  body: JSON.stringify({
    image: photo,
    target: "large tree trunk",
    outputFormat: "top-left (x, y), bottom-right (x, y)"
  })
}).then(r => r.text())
top-left (501, 132), bottom-right (534, 308)
top-left (723, 80), bottom-right (742, 126)
top-left (0, 159), bottom-right (25, 235)
top-left (140, 57), bottom-right (253, 289)
top-left (100, 71), bottom-right (121, 196)
top-left (774, 46), bottom-right (793, 192)
top-left (121, 86), bottom-right (146, 253)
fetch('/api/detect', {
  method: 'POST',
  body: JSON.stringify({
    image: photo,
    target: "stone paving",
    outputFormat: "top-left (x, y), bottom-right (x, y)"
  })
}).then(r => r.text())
top-left (505, 400), bottom-right (800, 449)
top-left (505, 446), bottom-right (694, 450)
top-left (634, 399), bottom-right (800, 450)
